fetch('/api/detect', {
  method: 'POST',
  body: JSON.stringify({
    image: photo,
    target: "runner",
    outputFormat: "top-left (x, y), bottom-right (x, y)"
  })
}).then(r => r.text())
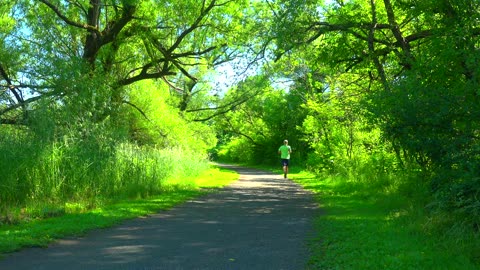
top-left (278, 139), bottom-right (292, 178)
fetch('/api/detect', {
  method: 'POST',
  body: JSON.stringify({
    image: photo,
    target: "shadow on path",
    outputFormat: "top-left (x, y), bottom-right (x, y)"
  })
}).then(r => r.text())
top-left (0, 164), bottom-right (318, 270)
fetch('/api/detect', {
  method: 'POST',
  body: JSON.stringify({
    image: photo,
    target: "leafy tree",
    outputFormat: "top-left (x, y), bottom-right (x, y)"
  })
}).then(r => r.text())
top-left (215, 73), bottom-right (310, 165)
top-left (1, 0), bottom-right (251, 126)
top-left (122, 80), bottom-right (216, 151)
top-left (269, 0), bottom-right (480, 220)
top-left (0, 0), bottom-right (255, 215)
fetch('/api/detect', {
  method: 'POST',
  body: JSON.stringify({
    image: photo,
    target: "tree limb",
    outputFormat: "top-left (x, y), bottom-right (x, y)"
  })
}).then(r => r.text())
top-left (0, 118), bottom-right (26, 125)
top-left (168, 0), bottom-right (217, 53)
top-left (39, 0), bottom-right (101, 35)
top-left (0, 63), bottom-right (24, 104)
top-left (369, 0), bottom-right (389, 90)
top-left (118, 63), bottom-right (176, 86)
top-left (122, 100), bottom-right (149, 121)
top-left (223, 115), bottom-right (261, 146)
top-left (383, 0), bottom-right (414, 69)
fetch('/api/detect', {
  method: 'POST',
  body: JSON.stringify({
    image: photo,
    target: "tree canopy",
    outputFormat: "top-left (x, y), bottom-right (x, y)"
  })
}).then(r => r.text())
top-left (1, 0), bottom-right (257, 125)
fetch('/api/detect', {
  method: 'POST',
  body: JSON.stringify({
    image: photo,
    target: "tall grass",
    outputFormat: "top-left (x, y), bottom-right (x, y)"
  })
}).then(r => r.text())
top-left (0, 165), bottom-right (238, 254)
top-left (292, 157), bottom-right (480, 269)
top-left (0, 127), bottom-right (209, 223)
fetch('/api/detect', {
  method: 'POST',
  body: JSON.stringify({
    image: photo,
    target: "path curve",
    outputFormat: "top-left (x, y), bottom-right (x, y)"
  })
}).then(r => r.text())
top-left (0, 165), bottom-right (318, 270)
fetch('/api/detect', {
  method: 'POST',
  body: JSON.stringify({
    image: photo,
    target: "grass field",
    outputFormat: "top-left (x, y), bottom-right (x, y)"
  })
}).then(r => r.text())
top-left (289, 170), bottom-right (480, 270)
top-left (0, 165), bottom-right (238, 255)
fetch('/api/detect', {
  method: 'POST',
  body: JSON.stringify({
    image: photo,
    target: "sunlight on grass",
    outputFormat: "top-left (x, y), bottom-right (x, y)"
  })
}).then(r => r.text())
top-left (289, 171), bottom-right (480, 270)
top-left (193, 167), bottom-right (239, 188)
top-left (0, 165), bottom-right (239, 255)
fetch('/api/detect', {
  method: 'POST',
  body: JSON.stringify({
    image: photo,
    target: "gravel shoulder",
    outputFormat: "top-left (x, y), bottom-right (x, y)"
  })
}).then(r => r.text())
top-left (0, 164), bottom-right (318, 270)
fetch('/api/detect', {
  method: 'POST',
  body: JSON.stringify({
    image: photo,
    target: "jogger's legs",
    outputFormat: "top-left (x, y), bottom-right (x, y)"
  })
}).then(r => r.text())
top-left (281, 159), bottom-right (289, 178)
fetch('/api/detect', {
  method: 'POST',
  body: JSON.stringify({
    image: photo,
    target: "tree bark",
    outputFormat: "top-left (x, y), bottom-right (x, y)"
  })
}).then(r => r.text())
top-left (383, 0), bottom-right (414, 69)
top-left (368, 0), bottom-right (389, 91)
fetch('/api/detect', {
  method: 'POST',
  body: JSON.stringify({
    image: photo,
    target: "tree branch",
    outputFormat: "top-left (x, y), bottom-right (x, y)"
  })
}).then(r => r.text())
top-left (0, 91), bottom-right (63, 116)
top-left (369, 0), bottom-right (389, 90)
top-left (122, 100), bottom-right (149, 121)
top-left (0, 118), bottom-right (26, 125)
top-left (383, 0), bottom-right (414, 69)
top-left (39, 0), bottom-right (101, 35)
top-left (223, 116), bottom-right (261, 146)
top-left (118, 63), bottom-right (176, 86)
top-left (168, 0), bottom-right (217, 53)
top-left (101, 4), bottom-right (136, 45)
top-left (0, 63), bottom-right (24, 104)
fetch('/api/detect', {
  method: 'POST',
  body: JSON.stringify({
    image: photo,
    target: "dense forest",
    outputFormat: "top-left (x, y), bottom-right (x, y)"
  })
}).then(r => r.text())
top-left (1, 0), bottom-right (480, 264)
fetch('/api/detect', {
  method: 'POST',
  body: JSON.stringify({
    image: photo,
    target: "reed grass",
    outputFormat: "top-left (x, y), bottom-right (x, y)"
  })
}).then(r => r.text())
top-left (0, 165), bottom-right (238, 254)
top-left (0, 127), bottom-right (209, 225)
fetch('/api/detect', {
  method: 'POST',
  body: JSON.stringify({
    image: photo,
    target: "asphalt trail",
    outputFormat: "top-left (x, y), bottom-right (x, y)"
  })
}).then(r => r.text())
top-left (0, 165), bottom-right (318, 270)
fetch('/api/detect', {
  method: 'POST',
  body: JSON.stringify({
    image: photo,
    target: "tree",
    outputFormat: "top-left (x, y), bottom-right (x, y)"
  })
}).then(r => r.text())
top-left (0, 0), bottom-right (250, 126)
top-left (214, 73), bottom-right (310, 165)
top-left (269, 0), bottom-right (480, 220)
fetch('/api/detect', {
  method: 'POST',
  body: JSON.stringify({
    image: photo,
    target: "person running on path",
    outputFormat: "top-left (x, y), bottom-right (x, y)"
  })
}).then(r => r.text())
top-left (278, 139), bottom-right (292, 178)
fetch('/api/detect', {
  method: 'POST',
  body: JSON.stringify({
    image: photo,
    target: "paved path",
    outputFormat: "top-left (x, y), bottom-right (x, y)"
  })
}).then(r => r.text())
top-left (0, 165), bottom-right (318, 270)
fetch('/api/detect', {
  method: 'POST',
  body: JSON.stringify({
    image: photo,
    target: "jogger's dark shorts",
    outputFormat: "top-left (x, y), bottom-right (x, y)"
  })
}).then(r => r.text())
top-left (281, 159), bottom-right (290, 166)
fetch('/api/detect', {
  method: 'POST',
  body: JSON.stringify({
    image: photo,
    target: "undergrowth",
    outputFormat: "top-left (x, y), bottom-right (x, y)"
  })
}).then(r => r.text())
top-left (290, 168), bottom-right (480, 269)
top-left (0, 165), bottom-right (238, 254)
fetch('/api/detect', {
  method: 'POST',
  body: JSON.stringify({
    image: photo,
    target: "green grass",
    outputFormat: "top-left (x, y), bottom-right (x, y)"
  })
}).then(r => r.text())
top-left (189, 166), bottom-right (240, 188)
top-left (289, 171), bottom-right (480, 270)
top-left (0, 165), bottom-right (238, 255)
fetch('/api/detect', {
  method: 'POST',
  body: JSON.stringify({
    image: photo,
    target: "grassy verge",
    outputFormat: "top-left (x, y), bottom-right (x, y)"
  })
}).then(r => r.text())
top-left (288, 171), bottom-right (479, 270)
top-left (0, 165), bottom-right (238, 255)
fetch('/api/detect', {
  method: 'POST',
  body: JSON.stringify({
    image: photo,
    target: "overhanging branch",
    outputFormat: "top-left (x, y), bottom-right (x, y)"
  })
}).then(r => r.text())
top-left (39, 0), bottom-right (101, 35)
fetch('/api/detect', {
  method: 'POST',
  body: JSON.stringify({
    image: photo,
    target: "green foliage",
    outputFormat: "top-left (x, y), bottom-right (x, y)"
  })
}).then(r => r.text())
top-left (122, 80), bottom-right (217, 151)
top-left (2, 0), bottom-right (256, 126)
top-left (0, 125), bottom-right (210, 219)
top-left (213, 75), bottom-right (310, 165)
top-left (293, 170), bottom-right (480, 269)
top-left (0, 74), bottom-right (215, 224)
top-left (217, 137), bottom-right (255, 164)
top-left (0, 165), bottom-right (238, 253)
top-left (0, 2), bottom-right (15, 35)
top-left (265, 0), bottom-right (480, 229)
top-left (366, 5), bottom-right (480, 222)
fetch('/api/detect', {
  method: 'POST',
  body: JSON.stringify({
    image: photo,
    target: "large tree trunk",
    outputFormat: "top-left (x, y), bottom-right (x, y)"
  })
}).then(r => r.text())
top-left (83, 0), bottom-right (102, 65)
